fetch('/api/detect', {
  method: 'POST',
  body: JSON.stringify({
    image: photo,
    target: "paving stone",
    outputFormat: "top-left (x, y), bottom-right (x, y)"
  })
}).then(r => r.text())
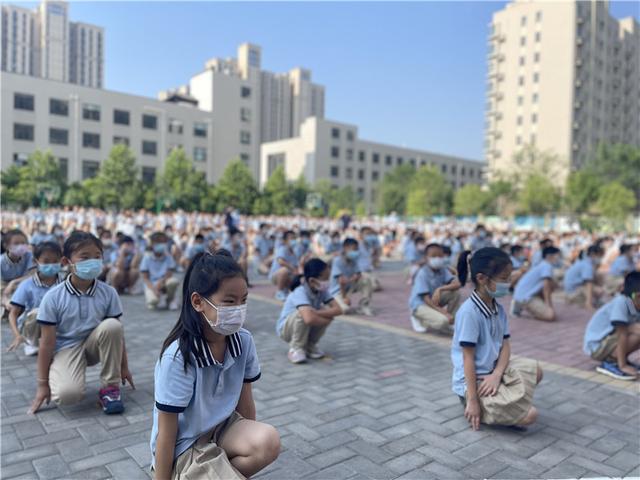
top-left (125, 441), bottom-right (152, 468)
top-left (65, 466), bottom-right (113, 479)
top-left (528, 445), bottom-right (572, 468)
top-left (55, 436), bottom-right (94, 463)
top-left (420, 461), bottom-right (467, 479)
top-left (68, 449), bottom-right (130, 473)
top-left (543, 459), bottom-right (588, 479)
top-left (1, 444), bottom-right (57, 466)
top-left (1, 432), bottom-right (22, 454)
top-left (33, 454), bottom-right (71, 479)
top-left (383, 451), bottom-right (429, 475)
top-left (566, 454), bottom-right (625, 477)
top-left (349, 426), bottom-right (386, 445)
top-left (342, 455), bottom-right (395, 479)
top-left (605, 449), bottom-right (640, 472)
top-left (346, 439), bottom-right (394, 463)
top-left (588, 434), bottom-right (628, 455)
top-left (0, 461), bottom-right (35, 479)
top-left (107, 458), bottom-right (150, 479)
top-left (461, 453), bottom-right (507, 478)
top-left (307, 446), bottom-right (357, 470)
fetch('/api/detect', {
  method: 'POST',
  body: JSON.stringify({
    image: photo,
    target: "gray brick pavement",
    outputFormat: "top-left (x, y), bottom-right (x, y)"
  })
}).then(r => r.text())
top-left (2, 293), bottom-right (639, 479)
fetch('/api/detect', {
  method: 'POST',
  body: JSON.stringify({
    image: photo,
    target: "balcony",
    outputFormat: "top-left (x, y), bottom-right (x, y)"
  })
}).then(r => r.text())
top-left (576, 37), bottom-right (583, 46)
top-left (574, 101), bottom-right (582, 109)
top-left (576, 58), bottom-right (583, 67)
top-left (573, 122), bottom-right (580, 130)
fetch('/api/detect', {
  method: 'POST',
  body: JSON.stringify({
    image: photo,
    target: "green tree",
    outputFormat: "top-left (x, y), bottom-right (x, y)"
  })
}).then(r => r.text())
top-left (0, 165), bottom-right (22, 206)
top-left (156, 148), bottom-right (208, 211)
top-left (596, 182), bottom-right (636, 221)
top-left (509, 145), bottom-right (565, 188)
top-left (376, 164), bottom-right (415, 215)
top-left (63, 182), bottom-right (90, 207)
top-left (11, 150), bottom-right (65, 207)
top-left (88, 145), bottom-right (143, 210)
top-left (517, 173), bottom-right (560, 215)
top-left (290, 174), bottom-right (310, 210)
top-left (453, 185), bottom-right (489, 216)
top-left (485, 180), bottom-right (516, 216)
top-left (216, 159), bottom-right (258, 213)
top-left (258, 165), bottom-right (292, 215)
top-left (588, 144), bottom-right (640, 204)
top-left (564, 169), bottom-right (602, 215)
top-left (405, 166), bottom-right (453, 216)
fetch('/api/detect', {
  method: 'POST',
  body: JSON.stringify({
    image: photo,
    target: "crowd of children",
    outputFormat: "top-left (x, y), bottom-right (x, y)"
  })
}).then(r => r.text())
top-left (1, 207), bottom-right (639, 476)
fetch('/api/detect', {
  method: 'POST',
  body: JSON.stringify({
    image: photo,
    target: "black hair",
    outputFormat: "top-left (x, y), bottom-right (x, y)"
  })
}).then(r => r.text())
top-left (542, 246), bottom-right (560, 258)
top-left (195, 233), bottom-right (205, 241)
top-left (229, 227), bottom-right (241, 237)
top-left (100, 229), bottom-right (112, 238)
top-left (424, 243), bottom-right (442, 256)
top-left (290, 258), bottom-right (329, 291)
top-left (343, 237), bottom-right (359, 249)
top-left (622, 271), bottom-right (640, 296)
top-left (120, 235), bottom-right (134, 245)
top-left (539, 238), bottom-right (552, 247)
top-left (475, 224), bottom-right (486, 231)
top-left (160, 249), bottom-right (246, 371)
top-left (259, 223), bottom-right (268, 230)
top-left (414, 235), bottom-right (425, 245)
top-left (63, 231), bottom-right (103, 258)
top-left (150, 231), bottom-right (167, 243)
top-left (300, 230), bottom-right (311, 238)
top-left (584, 245), bottom-right (604, 258)
top-left (34, 241), bottom-right (63, 259)
top-left (620, 244), bottom-right (632, 255)
top-left (457, 247), bottom-right (511, 287)
top-left (283, 230), bottom-right (295, 240)
top-left (510, 245), bottom-right (524, 255)
top-left (2, 229), bottom-right (27, 250)
top-left (442, 245), bottom-right (452, 256)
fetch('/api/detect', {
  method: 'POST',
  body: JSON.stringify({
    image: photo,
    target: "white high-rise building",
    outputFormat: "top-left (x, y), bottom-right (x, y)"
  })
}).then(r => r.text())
top-left (1, 0), bottom-right (104, 88)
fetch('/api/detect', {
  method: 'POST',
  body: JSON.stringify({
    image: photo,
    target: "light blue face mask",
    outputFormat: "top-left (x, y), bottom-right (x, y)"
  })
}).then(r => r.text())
top-left (488, 280), bottom-right (510, 298)
top-left (346, 250), bottom-right (360, 261)
top-left (38, 263), bottom-right (61, 277)
top-left (153, 243), bottom-right (167, 254)
top-left (73, 259), bottom-right (103, 280)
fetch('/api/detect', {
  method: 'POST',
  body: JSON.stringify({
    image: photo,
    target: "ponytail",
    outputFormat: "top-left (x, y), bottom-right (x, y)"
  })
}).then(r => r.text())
top-left (457, 250), bottom-right (472, 286)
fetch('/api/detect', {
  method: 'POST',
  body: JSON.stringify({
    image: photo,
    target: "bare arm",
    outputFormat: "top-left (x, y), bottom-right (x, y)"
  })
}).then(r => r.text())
top-left (298, 306), bottom-right (335, 327)
top-left (29, 324), bottom-right (56, 413)
top-left (584, 281), bottom-right (594, 309)
top-left (236, 383), bottom-right (256, 420)
top-left (542, 278), bottom-right (553, 305)
top-left (154, 411), bottom-right (178, 480)
top-left (462, 346), bottom-right (481, 430)
top-left (8, 304), bottom-right (24, 340)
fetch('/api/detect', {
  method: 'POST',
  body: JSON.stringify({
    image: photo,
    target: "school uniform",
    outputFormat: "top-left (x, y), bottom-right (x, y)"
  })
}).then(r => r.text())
top-left (329, 255), bottom-right (372, 312)
top-left (1, 252), bottom-right (35, 311)
top-left (253, 235), bottom-right (271, 261)
top-left (185, 243), bottom-right (207, 260)
top-left (409, 264), bottom-right (460, 332)
top-left (36, 277), bottom-right (124, 405)
top-left (470, 236), bottom-right (493, 253)
top-left (583, 295), bottom-right (639, 361)
top-left (140, 252), bottom-right (179, 308)
top-left (564, 257), bottom-right (596, 304)
top-left (223, 241), bottom-right (246, 262)
top-left (512, 260), bottom-right (554, 319)
top-left (150, 329), bottom-right (260, 479)
top-left (358, 244), bottom-right (381, 291)
top-left (268, 245), bottom-right (298, 282)
top-left (606, 255), bottom-right (635, 295)
top-left (276, 284), bottom-right (334, 351)
top-left (451, 291), bottom-right (538, 425)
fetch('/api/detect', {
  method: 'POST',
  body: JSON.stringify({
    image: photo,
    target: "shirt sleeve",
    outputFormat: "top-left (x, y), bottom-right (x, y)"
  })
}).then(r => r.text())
top-left (414, 269), bottom-right (432, 296)
top-left (443, 268), bottom-right (455, 285)
top-left (9, 279), bottom-right (30, 308)
top-left (331, 258), bottom-right (345, 279)
top-left (322, 290), bottom-right (334, 304)
top-left (457, 311), bottom-right (480, 347)
top-left (581, 261), bottom-right (594, 282)
top-left (36, 290), bottom-right (58, 325)
top-left (166, 255), bottom-right (176, 270)
top-left (609, 296), bottom-right (630, 327)
top-left (540, 262), bottom-right (553, 279)
top-left (243, 334), bottom-right (261, 383)
top-left (106, 287), bottom-right (124, 319)
top-left (154, 352), bottom-right (196, 412)
top-left (139, 255), bottom-right (150, 273)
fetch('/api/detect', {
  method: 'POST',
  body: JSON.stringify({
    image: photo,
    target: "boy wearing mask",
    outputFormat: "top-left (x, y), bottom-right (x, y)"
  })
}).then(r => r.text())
top-left (330, 238), bottom-right (374, 316)
top-left (140, 232), bottom-right (179, 310)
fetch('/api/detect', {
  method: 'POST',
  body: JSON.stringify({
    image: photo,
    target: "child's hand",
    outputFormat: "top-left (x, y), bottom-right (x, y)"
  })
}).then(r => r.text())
top-left (431, 289), bottom-right (441, 306)
top-left (7, 335), bottom-right (26, 352)
top-left (121, 366), bottom-right (136, 390)
top-left (464, 397), bottom-right (481, 431)
top-left (29, 384), bottom-right (51, 414)
top-left (477, 373), bottom-right (501, 397)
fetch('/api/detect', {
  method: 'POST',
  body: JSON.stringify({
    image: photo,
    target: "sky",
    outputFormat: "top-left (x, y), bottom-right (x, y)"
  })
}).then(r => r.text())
top-left (21, 1), bottom-right (640, 161)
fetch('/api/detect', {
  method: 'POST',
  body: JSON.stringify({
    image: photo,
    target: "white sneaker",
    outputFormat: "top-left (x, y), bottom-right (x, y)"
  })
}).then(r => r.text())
top-left (288, 348), bottom-right (307, 364)
top-left (306, 345), bottom-right (325, 360)
top-left (168, 299), bottom-right (179, 311)
top-left (509, 299), bottom-right (522, 317)
top-left (410, 315), bottom-right (427, 333)
top-left (157, 295), bottom-right (168, 310)
top-left (275, 290), bottom-right (288, 302)
top-left (358, 305), bottom-right (375, 317)
top-left (24, 343), bottom-right (39, 356)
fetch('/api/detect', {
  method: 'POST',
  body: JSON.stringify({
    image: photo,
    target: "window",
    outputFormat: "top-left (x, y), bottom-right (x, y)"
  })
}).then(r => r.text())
top-left (535, 32), bottom-right (541, 42)
top-left (240, 107), bottom-right (251, 122)
top-left (142, 167), bottom-right (156, 185)
top-left (519, 76), bottom-right (525, 86)
top-left (536, 11), bottom-right (542, 22)
top-left (142, 140), bottom-right (157, 155)
top-left (50, 98), bottom-right (68, 116)
top-left (168, 119), bottom-right (183, 134)
top-left (519, 56), bottom-right (525, 66)
top-left (330, 166), bottom-right (339, 177)
top-left (114, 109), bottom-right (130, 125)
top-left (142, 114), bottom-right (157, 130)
top-left (240, 131), bottom-right (251, 145)
top-left (194, 147), bottom-right (207, 162)
top-left (357, 188), bottom-right (364, 200)
top-left (420, 159), bottom-right (427, 167)
top-left (532, 93), bottom-right (538, 103)
top-left (240, 153), bottom-right (250, 164)
top-left (14, 93), bottom-right (34, 111)
top-left (49, 128), bottom-right (68, 145)
top-left (409, 158), bottom-right (416, 167)
top-left (516, 135), bottom-right (522, 145)
top-left (461, 167), bottom-right (466, 176)
top-left (83, 132), bottom-right (100, 149)
top-left (372, 153), bottom-right (380, 164)
top-left (359, 151), bottom-right (366, 162)
top-left (517, 96), bottom-right (523, 106)
top-left (346, 149), bottom-right (354, 161)
top-left (167, 144), bottom-right (182, 155)
top-left (385, 155), bottom-right (392, 166)
top-left (331, 128), bottom-right (340, 139)
top-left (358, 169), bottom-right (365, 180)
top-left (14, 123), bottom-right (34, 141)
top-left (83, 103), bottom-right (100, 121)
top-left (194, 122), bottom-right (208, 137)
top-left (112, 136), bottom-right (129, 146)
top-left (521, 16), bottom-right (527, 26)
top-left (517, 116), bottom-right (523, 126)
top-left (58, 158), bottom-right (68, 181)
top-left (13, 153), bottom-right (29, 166)
top-left (397, 157), bottom-right (403, 165)
top-left (520, 37), bottom-right (526, 47)
top-left (372, 171), bottom-right (379, 181)
top-left (533, 72), bottom-right (539, 83)
top-left (531, 113), bottom-right (538, 123)
top-left (82, 160), bottom-right (100, 179)
top-left (530, 133), bottom-right (537, 144)
top-left (241, 86), bottom-right (251, 98)
top-left (267, 153), bottom-right (285, 176)
top-left (346, 131), bottom-right (355, 141)
top-left (441, 164), bottom-right (447, 173)
top-left (346, 167), bottom-right (353, 179)
top-left (331, 146), bottom-right (340, 158)
top-left (534, 52), bottom-right (540, 63)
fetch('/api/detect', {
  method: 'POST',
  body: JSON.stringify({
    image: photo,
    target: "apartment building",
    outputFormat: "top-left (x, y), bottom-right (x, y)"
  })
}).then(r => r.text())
top-left (485, 0), bottom-right (639, 185)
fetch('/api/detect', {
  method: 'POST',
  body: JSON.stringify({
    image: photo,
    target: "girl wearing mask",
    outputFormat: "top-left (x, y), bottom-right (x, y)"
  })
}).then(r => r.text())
top-left (1, 229), bottom-right (36, 319)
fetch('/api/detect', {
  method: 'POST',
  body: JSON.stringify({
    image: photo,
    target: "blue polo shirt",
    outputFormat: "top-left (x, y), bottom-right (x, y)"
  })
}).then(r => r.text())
top-left (531, 250), bottom-right (543, 266)
top-left (564, 258), bottom-right (595, 293)
top-left (253, 236), bottom-right (271, 259)
top-left (294, 242), bottom-right (312, 262)
top-left (358, 244), bottom-right (373, 272)
top-left (325, 240), bottom-right (342, 255)
top-left (10, 272), bottom-right (63, 330)
top-left (404, 243), bottom-right (422, 264)
top-left (150, 329), bottom-right (261, 465)
top-left (185, 244), bottom-right (206, 260)
top-left (513, 260), bottom-right (554, 303)
top-left (37, 277), bottom-right (123, 352)
top-left (269, 245), bottom-right (298, 279)
top-left (329, 255), bottom-right (361, 296)
top-left (222, 241), bottom-right (245, 262)
top-left (110, 250), bottom-right (135, 269)
top-left (409, 264), bottom-right (455, 312)
top-left (276, 284), bottom-right (333, 335)
top-left (583, 295), bottom-right (639, 355)
top-left (140, 253), bottom-right (176, 283)
top-left (451, 291), bottom-right (510, 397)
top-left (1, 252), bottom-right (35, 282)
top-left (609, 255), bottom-right (634, 278)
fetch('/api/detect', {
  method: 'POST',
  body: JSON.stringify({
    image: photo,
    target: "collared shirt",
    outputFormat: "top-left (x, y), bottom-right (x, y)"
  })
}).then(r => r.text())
top-left (329, 255), bottom-right (361, 296)
top-left (10, 272), bottom-right (62, 330)
top-left (404, 242), bottom-right (422, 264)
top-left (185, 244), bottom-right (206, 260)
top-left (222, 241), bottom-right (245, 261)
top-left (470, 236), bottom-right (493, 253)
top-left (150, 329), bottom-right (261, 465)
top-left (609, 255), bottom-right (634, 278)
top-left (253, 235), bottom-right (271, 259)
top-left (269, 245), bottom-right (298, 279)
top-left (583, 294), bottom-right (639, 354)
top-left (357, 244), bottom-right (373, 272)
top-left (451, 291), bottom-right (510, 397)
top-left (409, 264), bottom-right (455, 312)
top-left (110, 250), bottom-right (134, 269)
top-left (513, 260), bottom-right (553, 303)
top-left (37, 277), bottom-right (123, 352)
top-left (564, 258), bottom-right (595, 293)
top-left (276, 284), bottom-right (333, 335)
top-left (294, 242), bottom-right (312, 262)
top-left (140, 253), bottom-right (176, 283)
top-left (1, 252), bottom-right (35, 283)
top-left (531, 249), bottom-right (543, 266)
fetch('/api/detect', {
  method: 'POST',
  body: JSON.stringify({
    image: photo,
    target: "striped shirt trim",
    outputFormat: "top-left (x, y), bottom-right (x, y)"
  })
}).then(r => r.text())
top-left (32, 272), bottom-right (63, 288)
top-left (470, 290), bottom-right (497, 319)
top-left (64, 276), bottom-right (98, 297)
top-left (193, 332), bottom-right (243, 368)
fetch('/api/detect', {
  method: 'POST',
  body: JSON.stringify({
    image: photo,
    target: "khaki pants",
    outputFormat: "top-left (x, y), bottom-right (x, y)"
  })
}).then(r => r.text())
top-left (171, 412), bottom-right (245, 480)
top-left (590, 333), bottom-right (619, 362)
top-left (279, 311), bottom-right (329, 351)
top-left (334, 275), bottom-right (374, 312)
top-left (362, 272), bottom-right (382, 292)
top-left (413, 290), bottom-right (461, 332)
top-left (21, 308), bottom-right (40, 345)
top-left (145, 277), bottom-right (180, 309)
top-left (523, 296), bottom-right (554, 321)
top-left (565, 286), bottom-right (586, 306)
top-left (50, 318), bottom-right (124, 405)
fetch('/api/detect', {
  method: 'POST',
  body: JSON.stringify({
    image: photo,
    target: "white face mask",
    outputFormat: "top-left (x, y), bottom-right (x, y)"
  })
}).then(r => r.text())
top-left (428, 257), bottom-right (446, 270)
top-left (201, 297), bottom-right (246, 336)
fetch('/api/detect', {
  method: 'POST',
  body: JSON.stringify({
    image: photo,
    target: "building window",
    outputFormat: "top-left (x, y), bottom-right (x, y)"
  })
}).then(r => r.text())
top-left (14, 123), bottom-right (34, 141)
top-left (397, 157), bottom-right (403, 165)
top-left (420, 159), bottom-right (427, 166)
top-left (359, 151), bottom-right (366, 162)
top-left (14, 93), bottom-right (34, 111)
top-left (331, 146), bottom-right (340, 158)
top-left (531, 113), bottom-right (538, 123)
top-left (517, 96), bottom-right (523, 106)
top-left (534, 52), bottom-right (540, 63)
top-left (520, 37), bottom-right (526, 47)
top-left (372, 171), bottom-right (379, 181)
top-left (372, 153), bottom-right (380, 164)
top-left (168, 119), bottom-right (183, 134)
top-left (142, 114), bottom-right (158, 130)
top-left (167, 145), bottom-right (182, 155)
top-left (142, 140), bottom-right (157, 155)
top-left (517, 115), bottom-right (523, 126)
top-left (536, 11), bottom-right (542, 22)
top-left (142, 167), bottom-right (156, 184)
top-left (194, 122), bottom-right (207, 137)
top-left (519, 76), bottom-right (525, 86)
top-left (49, 98), bottom-right (68, 116)
top-left (49, 128), bottom-right (68, 145)
top-left (113, 136), bottom-right (129, 146)
top-left (532, 93), bottom-right (538, 103)
top-left (530, 133), bottom-right (537, 144)
top-left (331, 127), bottom-right (340, 139)
top-left (267, 153), bottom-right (285, 176)
top-left (535, 32), bottom-right (541, 42)
top-left (357, 188), bottom-right (365, 199)
top-left (240, 153), bottom-right (250, 164)
top-left (82, 160), bottom-right (100, 179)
top-left (469, 168), bottom-right (474, 178)
top-left (533, 72), bottom-right (539, 83)
top-left (82, 103), bottom-right (101, 121)
top-left (441, 164), bottom-right (447, 173)
top-left (385, 155), bottom-right (392, 166)
top-left (13, 153), bottom-right (29, 166)
top-left (330, 166), bottom-right (339, 177)
top-left (346, 167), bottom-right (353, 179)
top-left (451, 165), bottom-right (457, 175)
top-left (461, 167), bottom-right (466, 176)
top-left (346, 149), bottom-right (354, 161)
top-left (240, 107), bottom-right (251, 122)
top-left (240, 86), bottom-right (251, 98)
top-left (516, 135), bottom-right (522, 145)
top-left (114, 109), bottom-right (130, 125)
top-left (194, 147), bottom-right (207, 162)
top-left (83, 132), bottom-right (100, 149)
top-left (409, 158), bottom-right (416, 167)
top-left (58, 158), bottom-right (68, 181)
top-left (346, 131), bottom-right (355, 141)
top-left (521, 16), bottom-right (527, 26)
top-left (240, 131), bottom-right (251, 145)
top-left (519, 56), bottom-right (525, 66)
top-left (358, 169), bottom-right (365, 180)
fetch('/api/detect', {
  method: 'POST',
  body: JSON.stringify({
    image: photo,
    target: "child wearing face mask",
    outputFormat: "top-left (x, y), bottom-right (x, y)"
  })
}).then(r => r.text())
top-left (8, 241), bottom-right (64, 356)
top-left (276, 258), bottom-right (342, 364)
top-left (1, 229), bottom-right (36, 319)
top-left (29, 232), bottom-right (133, 415)
top-left (141, 232), bottom-right (180, 311)
top-left (564, 245), bottom-right (605, 310)
top-left (409, 244), bottom-right (462, 333)
top-left (330, 238), bottom-right (375, 316)
top-left (151, 250), bottom-right (280, 480)
top-left (452, 247), bottom-right (543, 431)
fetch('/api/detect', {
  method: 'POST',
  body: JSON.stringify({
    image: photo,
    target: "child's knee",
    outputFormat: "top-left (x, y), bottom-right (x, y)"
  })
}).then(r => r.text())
top-left (53, 384), bottom-right (85, 405)
top-left (256, 424), bottom-right (280, 462)
top-left (99, 318), bottom-right (124, 338)
top-left (536, 366), bottom-right (543, 384)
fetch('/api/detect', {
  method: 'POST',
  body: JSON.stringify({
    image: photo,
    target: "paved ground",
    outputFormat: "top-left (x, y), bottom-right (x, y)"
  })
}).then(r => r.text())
top-left (2, 280), bottom-right (639, 480)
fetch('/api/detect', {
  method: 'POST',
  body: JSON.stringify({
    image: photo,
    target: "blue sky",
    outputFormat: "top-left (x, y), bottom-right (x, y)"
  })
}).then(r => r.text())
top-left (23, 1), bottom-right (639, 161)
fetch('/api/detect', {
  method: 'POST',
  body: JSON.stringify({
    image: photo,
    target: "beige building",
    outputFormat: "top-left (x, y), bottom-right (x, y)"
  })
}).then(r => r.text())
top-left (261, 117), bottom-right (484, 211)
top-left (486, 0), bottom-right (639, 185)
